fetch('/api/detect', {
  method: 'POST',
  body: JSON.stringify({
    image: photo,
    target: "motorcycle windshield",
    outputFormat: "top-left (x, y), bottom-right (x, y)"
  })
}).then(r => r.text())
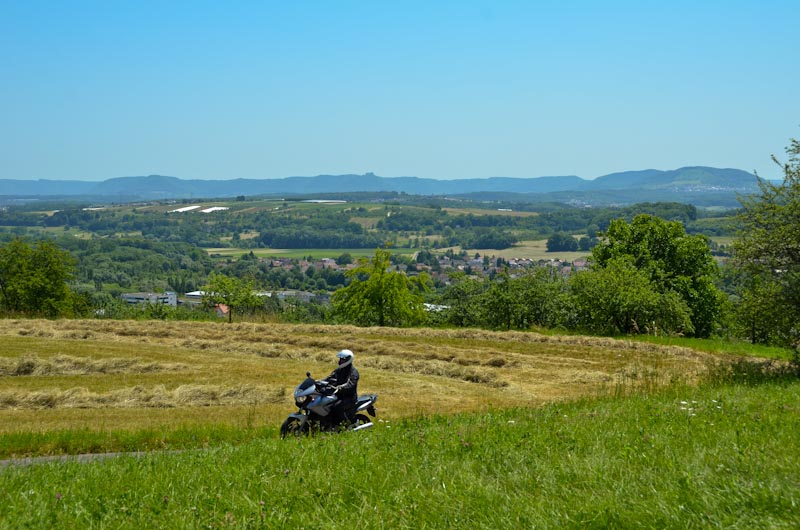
top-left (295, 377), bottom-right (317, 398)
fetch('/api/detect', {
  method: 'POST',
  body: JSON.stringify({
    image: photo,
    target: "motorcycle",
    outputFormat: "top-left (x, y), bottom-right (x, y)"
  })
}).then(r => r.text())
top-left (280, 371), bottom-right (378, 437)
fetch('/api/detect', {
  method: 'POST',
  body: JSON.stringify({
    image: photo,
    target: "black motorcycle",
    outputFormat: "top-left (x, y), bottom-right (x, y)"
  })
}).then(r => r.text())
top-left (280, 372), bottom-right (378, 437)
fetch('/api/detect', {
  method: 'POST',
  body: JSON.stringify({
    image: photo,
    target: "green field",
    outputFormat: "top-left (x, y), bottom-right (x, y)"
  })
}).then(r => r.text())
top-left (1, 319), bottom-right (797, 528)
top-left (2, 378), bottom-right (798, 528)
top-left (445, 239), bottom-right (589, 261)
top-left (710, 235), bottom-right (736, 246)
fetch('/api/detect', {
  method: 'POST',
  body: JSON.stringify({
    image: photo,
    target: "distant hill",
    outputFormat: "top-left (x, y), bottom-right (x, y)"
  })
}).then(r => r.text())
top-left (584, 167), bottom-right (759, 191)
top-left (0, 167), bottom-right (766, 207)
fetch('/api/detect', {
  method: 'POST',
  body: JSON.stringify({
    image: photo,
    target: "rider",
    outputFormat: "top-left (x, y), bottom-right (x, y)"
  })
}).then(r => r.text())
top-left (326, 349), bottom-right (359, 421)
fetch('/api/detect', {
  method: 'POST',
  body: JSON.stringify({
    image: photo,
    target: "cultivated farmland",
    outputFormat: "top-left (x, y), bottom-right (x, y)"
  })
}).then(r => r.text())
top-left (1, 319), bottom-right (716, 452)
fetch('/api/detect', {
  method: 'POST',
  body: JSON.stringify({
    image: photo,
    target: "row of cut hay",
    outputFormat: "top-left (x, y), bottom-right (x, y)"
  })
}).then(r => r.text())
top-left (0, 384), bottom-right (286, 410)
top-left (4, 320), bottom-right (707, 360)
top-left (360, 356), bottom-right (508, 387)
top-left (0, 354), bottom-right (187, 377)
top-left (2, 318), bottom-right (723, 368)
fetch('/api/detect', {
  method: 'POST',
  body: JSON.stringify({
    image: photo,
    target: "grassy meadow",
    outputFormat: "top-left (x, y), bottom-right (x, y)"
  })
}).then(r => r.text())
top-left (0, 319), bottom-right (798, 528)
top-left (469, 238), bottom-right (590, 261)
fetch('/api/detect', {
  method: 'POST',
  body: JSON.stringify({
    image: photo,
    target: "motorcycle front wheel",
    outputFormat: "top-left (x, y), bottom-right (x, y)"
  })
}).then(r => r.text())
top-left (280, 417), bottom-right (309, 438)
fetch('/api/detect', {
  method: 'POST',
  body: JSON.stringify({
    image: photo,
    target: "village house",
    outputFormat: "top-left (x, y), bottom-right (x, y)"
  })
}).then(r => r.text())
top-left (318, 258), bottom-right (339, 269)
top-left (215, 304), bottom-right (229, 319)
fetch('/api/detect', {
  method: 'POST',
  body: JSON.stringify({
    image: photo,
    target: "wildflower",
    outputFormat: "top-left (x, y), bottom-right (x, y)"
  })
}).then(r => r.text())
top-left (55, 493), bottom-right (62, 501)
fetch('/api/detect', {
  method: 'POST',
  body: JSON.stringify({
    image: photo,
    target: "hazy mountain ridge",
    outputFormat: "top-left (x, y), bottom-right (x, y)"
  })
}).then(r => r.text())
top-left (0, 167), bottom-right (764, 206)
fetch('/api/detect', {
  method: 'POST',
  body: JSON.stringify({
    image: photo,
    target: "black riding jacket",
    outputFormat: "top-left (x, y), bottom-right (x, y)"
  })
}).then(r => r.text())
top-left (327, 364), bottom-right (359, 400)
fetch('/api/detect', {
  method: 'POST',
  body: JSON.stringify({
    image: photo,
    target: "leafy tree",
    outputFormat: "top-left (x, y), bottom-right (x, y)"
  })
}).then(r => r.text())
top-left (546, 232), bottom-right (579, 252)
top-left (465, 229), bottom-right (518, 250)
top-left (437, 272), bottom-right (487, 328)
top-left (0, 238), bottom-right (76, 317)
top-left (569, 257), bottom-right (693, 336)
top-left (336, 252), bottom-right (354, 266)
top-left (201, 272), bottom-right (260, 323)
top-left (733, 272), bottom-right (794, 345)
top-left (514, 268), bottom-right (572, 330)
top-left (734, 138), bottom-right (800, 347)
top-left (482, 268), bottom-right (520, 330)
top-left (332, 248), bottom-right (430, 327)
top-left (592, 214), bottom-right (722, 337)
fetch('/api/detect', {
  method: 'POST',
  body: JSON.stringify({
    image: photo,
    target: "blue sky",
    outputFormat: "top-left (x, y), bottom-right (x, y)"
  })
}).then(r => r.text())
top-left (1, 1), bottom-right (798, 181)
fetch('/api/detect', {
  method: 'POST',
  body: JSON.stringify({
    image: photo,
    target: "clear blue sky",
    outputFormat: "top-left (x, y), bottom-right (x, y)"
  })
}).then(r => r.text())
top-left (2, 1), bottom-right (798, 181)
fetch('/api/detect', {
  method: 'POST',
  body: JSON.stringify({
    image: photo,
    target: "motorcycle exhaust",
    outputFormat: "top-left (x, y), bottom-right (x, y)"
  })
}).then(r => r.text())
top-left (352, 422), bottom-right (374, 431)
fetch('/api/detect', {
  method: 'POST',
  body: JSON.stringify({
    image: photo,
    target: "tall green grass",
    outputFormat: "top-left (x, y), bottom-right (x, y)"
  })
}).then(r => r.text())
top-left (0, 425), bottom-right (269, 460)
top-left (2, 378), bottom-right (798, 529)
top-left (627, 334), bottom-right (797, 360)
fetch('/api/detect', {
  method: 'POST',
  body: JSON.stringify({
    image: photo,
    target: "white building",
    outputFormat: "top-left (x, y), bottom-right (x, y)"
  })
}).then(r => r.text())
top-left (121, 291), bottom-right (177, 307)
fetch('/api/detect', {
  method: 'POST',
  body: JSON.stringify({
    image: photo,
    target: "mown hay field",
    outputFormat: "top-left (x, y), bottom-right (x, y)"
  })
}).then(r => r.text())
top-left (0, 319), bottom-right (719, 439)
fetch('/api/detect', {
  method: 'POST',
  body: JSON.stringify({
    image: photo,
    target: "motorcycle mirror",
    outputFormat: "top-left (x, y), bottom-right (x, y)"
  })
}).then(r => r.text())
top-left (306, 371), bottom-right (311, 377)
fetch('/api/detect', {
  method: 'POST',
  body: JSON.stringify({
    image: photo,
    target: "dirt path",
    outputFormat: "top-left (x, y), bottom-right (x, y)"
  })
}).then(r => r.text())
top-left (0, 450), bottom-right (182, 468)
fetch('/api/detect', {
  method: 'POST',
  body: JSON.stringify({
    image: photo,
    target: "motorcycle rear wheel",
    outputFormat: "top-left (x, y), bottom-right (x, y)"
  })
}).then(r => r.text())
top-left (350, 413), bottom-right (371, 429)
top-left (280, 417), bottom-right (308, 438)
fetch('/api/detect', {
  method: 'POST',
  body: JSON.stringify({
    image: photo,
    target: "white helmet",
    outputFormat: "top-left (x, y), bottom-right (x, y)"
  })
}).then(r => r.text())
top-left (336, 349), bottom-right (354, 368)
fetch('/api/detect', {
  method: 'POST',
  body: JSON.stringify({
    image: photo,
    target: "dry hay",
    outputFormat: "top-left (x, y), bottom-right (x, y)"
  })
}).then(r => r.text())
top-left (0, 319), bottom-right (723, 421)
top-left (0, 384), bottom-right (286, 410)
top-left (0, 354), bottom-right (187, 376)
top-left (360, 356), bottom-right (507, 387)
